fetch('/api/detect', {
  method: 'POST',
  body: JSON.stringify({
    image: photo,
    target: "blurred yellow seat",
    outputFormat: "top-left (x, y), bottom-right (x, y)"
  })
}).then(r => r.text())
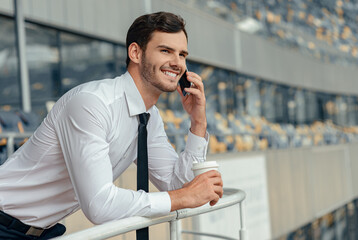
top-left (165, 109), bottom-right (182, 129)
top-left (209, 136), bottom-right (226, 154)
top-left (258, 138), bottom-right (268, 150)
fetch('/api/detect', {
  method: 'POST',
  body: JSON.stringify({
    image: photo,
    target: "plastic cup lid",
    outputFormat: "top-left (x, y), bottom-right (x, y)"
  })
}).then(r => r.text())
top-left (192, 161), bottom-right (219, 170)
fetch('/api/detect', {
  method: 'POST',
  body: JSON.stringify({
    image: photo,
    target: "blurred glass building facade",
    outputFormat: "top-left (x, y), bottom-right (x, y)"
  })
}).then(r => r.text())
top-left (1, 8), bottom-right (358, 154)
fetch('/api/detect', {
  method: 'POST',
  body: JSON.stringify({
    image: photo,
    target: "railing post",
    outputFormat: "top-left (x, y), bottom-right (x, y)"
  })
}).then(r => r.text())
top-left (7, 135), bottom-right (15, 157)
top-left (176, 220), bottom-right (181, 240)
top-left (14, 0), bottom-right (31, 112)
top-left (239, 201), bottom-right (248, 240)
top-left (170, 220), bottom-right (181, 240)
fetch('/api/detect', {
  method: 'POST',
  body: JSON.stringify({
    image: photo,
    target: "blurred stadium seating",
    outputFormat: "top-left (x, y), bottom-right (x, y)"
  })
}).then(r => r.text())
top-left (179, 0), bottom-right (358, 66)
top-left (157, 62), bottom-right (358, 154)
top-left (0, 110), bottom-right (40, 164)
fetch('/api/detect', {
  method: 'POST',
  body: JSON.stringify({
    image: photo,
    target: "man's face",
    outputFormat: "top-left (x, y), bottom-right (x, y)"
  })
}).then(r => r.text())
top-left (139, 31), bottom-right (188, 94)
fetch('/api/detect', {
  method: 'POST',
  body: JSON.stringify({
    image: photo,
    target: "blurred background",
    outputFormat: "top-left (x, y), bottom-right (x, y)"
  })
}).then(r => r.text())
top-left (1, 0), bottom-right (358, 239)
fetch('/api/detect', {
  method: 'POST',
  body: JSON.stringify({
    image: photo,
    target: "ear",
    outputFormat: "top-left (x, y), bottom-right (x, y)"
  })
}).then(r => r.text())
top-left (128, 42), bottom-right (142, 64)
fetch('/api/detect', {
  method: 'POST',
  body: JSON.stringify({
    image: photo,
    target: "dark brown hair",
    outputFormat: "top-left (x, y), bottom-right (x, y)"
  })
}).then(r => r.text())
top-left (126, 12), bottom-right (187, 67)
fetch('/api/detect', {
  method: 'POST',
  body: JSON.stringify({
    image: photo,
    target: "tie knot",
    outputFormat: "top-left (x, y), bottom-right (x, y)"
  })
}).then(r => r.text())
top-left (139, 113), bottom-right (150, 126)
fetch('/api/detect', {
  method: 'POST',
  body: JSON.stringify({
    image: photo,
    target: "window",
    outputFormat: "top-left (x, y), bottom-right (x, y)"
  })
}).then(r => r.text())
top-left (274, 85), bottom-right (288, 123)
top-left (114, 45), bottom-right (127, 76)
top-left (234, 76), bottom-right (246, 117)
top-left (260, 81), bottom-right (275, 122)
top-left (305, 90), bottom-right (318, 124)
top-left (244, 78), bottom-right (261, 117)
top-left (60, 33), bottom-right (115, 94)
top-left (346, 96), bottom-right (356, 126)
top-left (25, 23), bottom-right (59, 117)
top-left (0, 16), bottom-right (20, 110)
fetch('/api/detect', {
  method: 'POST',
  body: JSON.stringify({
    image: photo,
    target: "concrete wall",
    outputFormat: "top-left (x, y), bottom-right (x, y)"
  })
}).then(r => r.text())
top-left (0, 0), bottom-right (146, 43)
top-left (263, 144), bottom-right (356, 238)
top-left (205, 143), bottom-right (357, 239)
top-left (1, 0), bottom-right (358, 95)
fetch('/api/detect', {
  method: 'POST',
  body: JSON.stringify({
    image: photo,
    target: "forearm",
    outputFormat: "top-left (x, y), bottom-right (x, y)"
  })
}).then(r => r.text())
top-left (190, 119), bottom-right (207, 138)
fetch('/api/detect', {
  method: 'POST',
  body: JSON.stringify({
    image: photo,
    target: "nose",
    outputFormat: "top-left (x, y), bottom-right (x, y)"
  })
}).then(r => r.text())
top-left (169, 54), bottom-right (184, 70)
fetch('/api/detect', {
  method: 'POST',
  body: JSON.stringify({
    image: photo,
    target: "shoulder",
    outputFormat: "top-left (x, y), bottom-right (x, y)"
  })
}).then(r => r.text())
top-left (51, 76), bottom-right (126, 122)
top-left (78, 76), bottom-right (125, 105)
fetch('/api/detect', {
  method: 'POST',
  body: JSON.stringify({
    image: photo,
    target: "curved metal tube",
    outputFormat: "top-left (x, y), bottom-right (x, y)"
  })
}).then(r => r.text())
top-left (55, 188), bottom-right (246, 240)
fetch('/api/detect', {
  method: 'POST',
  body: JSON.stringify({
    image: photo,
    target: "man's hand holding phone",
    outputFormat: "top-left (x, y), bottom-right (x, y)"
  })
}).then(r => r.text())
top-left (179, 70), bottom-right (191, 96)
top-left (177, 70), bottom-right (207, 138)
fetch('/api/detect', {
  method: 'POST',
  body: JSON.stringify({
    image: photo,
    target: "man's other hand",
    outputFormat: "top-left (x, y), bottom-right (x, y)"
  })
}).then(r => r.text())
top-left (168, 170), bottom-right (223, 211)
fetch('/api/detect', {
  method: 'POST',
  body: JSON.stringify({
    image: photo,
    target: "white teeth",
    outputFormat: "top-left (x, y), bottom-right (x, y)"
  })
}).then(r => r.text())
top-left (163, 71), bottom-right (177, 78)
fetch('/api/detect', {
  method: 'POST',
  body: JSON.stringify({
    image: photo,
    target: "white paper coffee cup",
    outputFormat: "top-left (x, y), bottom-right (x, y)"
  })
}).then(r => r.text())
top-left (192, 161), bottom-right (219, 177)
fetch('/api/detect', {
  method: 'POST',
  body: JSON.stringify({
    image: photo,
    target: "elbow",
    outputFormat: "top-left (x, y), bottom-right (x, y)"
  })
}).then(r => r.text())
top-left (87, 216), bottom-right (103, 225)
top-left (79, 184), bottom-right (154, 224)
top-left (82, 202), bottom-right (108, 225)
top-left (80, 184), bottom-right (116, 225)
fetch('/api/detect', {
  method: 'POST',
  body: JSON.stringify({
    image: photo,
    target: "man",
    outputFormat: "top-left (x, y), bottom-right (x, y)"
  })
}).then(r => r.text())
top-left (0, 12), bottom-right (223, 239)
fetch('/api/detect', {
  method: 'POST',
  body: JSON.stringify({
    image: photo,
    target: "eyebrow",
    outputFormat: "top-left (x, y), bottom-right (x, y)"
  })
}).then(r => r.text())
top-left (157, 45), bottom-right (189, 56)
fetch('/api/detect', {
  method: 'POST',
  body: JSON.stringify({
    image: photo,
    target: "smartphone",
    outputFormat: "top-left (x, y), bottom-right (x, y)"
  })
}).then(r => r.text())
top-left (178, 70), bottom-right (191, 96)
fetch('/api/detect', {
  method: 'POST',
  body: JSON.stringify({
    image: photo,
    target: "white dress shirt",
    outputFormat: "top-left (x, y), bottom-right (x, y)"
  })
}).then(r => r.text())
top-left (0, 71), bottom-right (209, 228)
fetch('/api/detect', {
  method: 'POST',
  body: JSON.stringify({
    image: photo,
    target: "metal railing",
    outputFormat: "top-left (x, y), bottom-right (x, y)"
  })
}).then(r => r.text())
top-left (0, 132), bottom-right (33, 156)
top-left (55, 188), bottom-right (247, 240)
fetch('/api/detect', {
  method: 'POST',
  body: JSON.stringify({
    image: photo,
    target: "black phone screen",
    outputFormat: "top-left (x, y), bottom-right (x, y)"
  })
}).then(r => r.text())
top-left (179, 70), bottom-right (191, 96)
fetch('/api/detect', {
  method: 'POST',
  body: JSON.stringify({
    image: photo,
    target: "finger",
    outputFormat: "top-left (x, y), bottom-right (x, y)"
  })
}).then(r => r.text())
top-left (209, 195), bottom-right (220, 206)
top-left (183, 88), bottom-right (205, 100)
top-left (187, 75), bottom-right (204, 91)
top-left (187, 72), bottom-right (204, 87)
top-left (197, 171), bottom-right (223, 188)
top-left (207, 173), bottom-right (222, 185)
top-left (187, 71), bottom-right (202, 81)
top-left (209, 200), bottom-right (217, 206)
top-left (211, 177), bottom-right (223, 188)
top-left (213, 185), bottom-right (224, 198)
top-left (201, 169), bottom-right (221, 178)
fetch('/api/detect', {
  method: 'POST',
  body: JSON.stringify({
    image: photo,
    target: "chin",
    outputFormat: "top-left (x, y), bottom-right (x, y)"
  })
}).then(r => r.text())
top-left (162, 86), bottom-right (177, 93)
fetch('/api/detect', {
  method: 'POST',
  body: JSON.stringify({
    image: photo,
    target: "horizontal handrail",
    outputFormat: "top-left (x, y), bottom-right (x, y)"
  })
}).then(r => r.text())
top-left (182, 230), bottom-right (237, 240)
top-left (55, 188), bottom-right (246, 240)
top-left (0, 132), bottom-right (34, 138)
top-left (0, 132), bottom-right (33, 157)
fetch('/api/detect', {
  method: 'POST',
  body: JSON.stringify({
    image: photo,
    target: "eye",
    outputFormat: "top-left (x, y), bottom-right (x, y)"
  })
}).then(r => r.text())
top-left (161, 49), bottom-right (169, 53)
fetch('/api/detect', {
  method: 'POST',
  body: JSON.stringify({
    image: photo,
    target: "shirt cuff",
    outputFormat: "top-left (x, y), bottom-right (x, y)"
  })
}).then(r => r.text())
top-left (147, 192), bottom-right (171, 216)
top-left (185, 130), bottom-right (209, 158)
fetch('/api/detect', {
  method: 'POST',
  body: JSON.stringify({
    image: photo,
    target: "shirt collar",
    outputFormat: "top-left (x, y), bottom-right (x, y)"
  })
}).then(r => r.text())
top-left (122, 71), bottom-right (147, 117)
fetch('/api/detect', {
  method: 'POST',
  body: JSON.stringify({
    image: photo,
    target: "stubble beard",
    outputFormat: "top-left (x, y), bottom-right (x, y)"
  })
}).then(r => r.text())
top-left (140, 52), bottom-right (178, 93)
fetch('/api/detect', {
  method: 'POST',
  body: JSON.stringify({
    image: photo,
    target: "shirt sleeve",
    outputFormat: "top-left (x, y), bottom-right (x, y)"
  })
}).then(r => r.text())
top-left (147, 107), bottom-right (209, 192)
top-left (54, 93), bottom-right (171, 224)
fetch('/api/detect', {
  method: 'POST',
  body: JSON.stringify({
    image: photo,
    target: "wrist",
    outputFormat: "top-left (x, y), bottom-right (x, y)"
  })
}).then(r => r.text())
top-left (168, 188), bottom-right (191, 211)
top-left (190, 118), bottom-right (207, 137)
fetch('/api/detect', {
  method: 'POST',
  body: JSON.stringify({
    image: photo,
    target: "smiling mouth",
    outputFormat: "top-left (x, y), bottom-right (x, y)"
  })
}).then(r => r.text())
top-left (162, 70), bottom-right (179, 79)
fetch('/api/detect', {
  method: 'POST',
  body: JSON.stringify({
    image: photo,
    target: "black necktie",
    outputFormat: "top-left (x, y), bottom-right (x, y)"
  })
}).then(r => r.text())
top-left (136, 112), bottom-right (150, 240)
